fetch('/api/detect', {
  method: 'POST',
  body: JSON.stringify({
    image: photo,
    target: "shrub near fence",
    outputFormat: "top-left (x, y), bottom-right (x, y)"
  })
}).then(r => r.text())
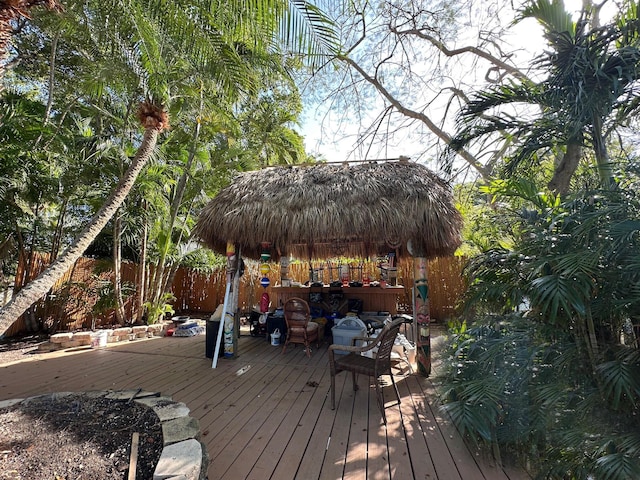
top-left (6, 255), bottom-right (467, 336)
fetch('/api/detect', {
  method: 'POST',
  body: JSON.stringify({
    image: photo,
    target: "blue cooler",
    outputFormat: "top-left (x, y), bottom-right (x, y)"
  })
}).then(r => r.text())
top-left (331, 317), bottom-right (367, 355)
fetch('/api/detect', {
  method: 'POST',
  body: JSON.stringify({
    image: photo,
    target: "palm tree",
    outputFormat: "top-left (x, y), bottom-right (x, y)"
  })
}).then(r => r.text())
top-left (0, 0), bottom-right (338, 334)
top-left (449, 0), bottom-right (640, 195)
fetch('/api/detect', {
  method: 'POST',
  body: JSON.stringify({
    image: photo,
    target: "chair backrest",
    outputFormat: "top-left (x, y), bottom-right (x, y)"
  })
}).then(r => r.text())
top-left (374, 318), bottom-right (405, 375)
top-left (284, 297), bottom-right (311, 329)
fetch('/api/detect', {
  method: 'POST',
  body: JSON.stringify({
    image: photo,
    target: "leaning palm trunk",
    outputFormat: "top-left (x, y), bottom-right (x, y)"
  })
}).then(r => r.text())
top-left (0, 123), bottom-right (161, 335)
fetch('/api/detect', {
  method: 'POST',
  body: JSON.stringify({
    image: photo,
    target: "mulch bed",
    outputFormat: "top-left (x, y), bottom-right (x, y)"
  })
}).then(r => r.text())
top-left (0, 392), bottom-right (163, 480)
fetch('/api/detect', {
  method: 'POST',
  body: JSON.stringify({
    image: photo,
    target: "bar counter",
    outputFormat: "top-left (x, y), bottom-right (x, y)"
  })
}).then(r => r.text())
top-left (271, 285), bottom-right (404, 315)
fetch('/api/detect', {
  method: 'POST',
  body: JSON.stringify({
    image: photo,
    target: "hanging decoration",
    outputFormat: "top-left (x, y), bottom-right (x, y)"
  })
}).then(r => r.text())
top-left (259, 243), bottom-right (271, 312)
top-left (280, 256), bottom-right (291, 287)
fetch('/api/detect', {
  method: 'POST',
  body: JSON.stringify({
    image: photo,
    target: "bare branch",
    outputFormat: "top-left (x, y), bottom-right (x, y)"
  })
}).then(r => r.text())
top-left (337, 54), bottom-right (491, 178)
top-left (392, 27), bottom-right (528, 82)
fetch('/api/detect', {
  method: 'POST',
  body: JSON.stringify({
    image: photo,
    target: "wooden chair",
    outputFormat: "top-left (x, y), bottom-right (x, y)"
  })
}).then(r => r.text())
top-left (328, 317), bottom-right (406, 424)
top-left (282, 297), bottom-right (319, 358)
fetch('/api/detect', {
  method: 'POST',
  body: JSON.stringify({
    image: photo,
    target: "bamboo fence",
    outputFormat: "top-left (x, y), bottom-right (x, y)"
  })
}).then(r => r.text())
top-left (6, 255), bottom-right (467, 335)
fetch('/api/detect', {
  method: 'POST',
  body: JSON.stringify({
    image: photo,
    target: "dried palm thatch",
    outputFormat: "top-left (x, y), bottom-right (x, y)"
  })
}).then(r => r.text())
top-left (193, 160), bottom-right (462, 260)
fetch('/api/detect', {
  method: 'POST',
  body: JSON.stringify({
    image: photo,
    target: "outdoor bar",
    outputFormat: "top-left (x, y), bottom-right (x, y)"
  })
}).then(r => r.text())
top-left (193, 158), bottom-right (462, 375)
top-left (271, 285), bottom-right (404, 314)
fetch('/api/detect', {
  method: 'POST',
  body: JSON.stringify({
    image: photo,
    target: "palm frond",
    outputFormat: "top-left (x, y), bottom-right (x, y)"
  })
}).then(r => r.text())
top-left (596, 348), bottom-right (640, 411)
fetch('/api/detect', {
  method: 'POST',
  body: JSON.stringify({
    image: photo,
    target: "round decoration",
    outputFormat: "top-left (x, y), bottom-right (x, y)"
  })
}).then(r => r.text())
top-left (260, 263), bottom-right (271, 275)
top-left (260, 276), bottom-right (271, 288)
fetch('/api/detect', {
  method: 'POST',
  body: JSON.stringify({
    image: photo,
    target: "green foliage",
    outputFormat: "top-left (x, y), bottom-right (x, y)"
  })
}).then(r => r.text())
top-left (143, 292), bottom-right (176, 325)
top-left (450, 0), bottom-right (640, 189)
top-left (440, 315), bottom-right (640, 478)
top-left (463, 176), bottom-right (640, 338)
top-left (443, 165), bottom-right (640, 477)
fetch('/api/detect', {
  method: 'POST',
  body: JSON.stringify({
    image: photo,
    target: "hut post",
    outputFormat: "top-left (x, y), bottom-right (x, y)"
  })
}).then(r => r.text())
top-left (414, 257), bottom-right (431, 376)
top-left (213, 242), bottom-right (237, 367)
top-left (229, 250), bottom-right (243, 358)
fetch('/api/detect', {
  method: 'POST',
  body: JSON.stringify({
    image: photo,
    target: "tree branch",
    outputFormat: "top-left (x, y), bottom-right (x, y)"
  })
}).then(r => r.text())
top-left (337, 54), bottom-right (491, 178)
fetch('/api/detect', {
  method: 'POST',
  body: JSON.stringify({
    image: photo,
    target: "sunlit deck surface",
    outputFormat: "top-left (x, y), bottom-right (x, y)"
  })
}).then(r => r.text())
top-left (0, 325), bottom-right (530, 479)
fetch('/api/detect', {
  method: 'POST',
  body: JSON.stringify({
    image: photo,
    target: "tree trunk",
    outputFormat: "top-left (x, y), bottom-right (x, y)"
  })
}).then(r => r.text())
top-left (592, 116), bottom-right (614, 189)
top-left (135, 200), bottom-right (148, 323)
top-left (548, 140), bottom-right (582, 196)
top-left (0, 126), bottom-right (159, 335)
top-left (50, 198), bottom-right (68, 261)
top-left (146, 117), bottom-right (200, 321)
top-left (113, 208), bottom-right (126, 325)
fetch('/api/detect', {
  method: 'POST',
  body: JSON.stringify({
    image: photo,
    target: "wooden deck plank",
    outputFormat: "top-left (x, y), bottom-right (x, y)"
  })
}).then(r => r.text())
top-left (342, 375), bottom-right (369, 480)
top-left (417, 374), bottom-right (511, 480)
top-left (320, 369), bottom-right (357, 480)
top-left (0, 331), bottom-right (532, 480)
top-left (214, 365), bottom-right (310, 478)
top-left (383, 376), bottom-right (414, 480)
top-left (405, 373), bottom-right (464, 480)
top-left (366, 384), bottom-right (391, 480)
top-left (245, 366), bottom-right (330, 480)
top-left (200, 363), bottom-right (292, 457)
top-left (295, 373), bottom-right (349, 480)
top-left (396, 376), bottom-right (439, 479)
top-left (270, 367), bottom-right (342, 480)
top-left (221, 364), bottom-right (323, 480)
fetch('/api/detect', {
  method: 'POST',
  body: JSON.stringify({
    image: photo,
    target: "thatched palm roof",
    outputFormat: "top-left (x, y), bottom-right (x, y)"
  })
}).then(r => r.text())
top-left (193, 160), bottom-right (462, 260)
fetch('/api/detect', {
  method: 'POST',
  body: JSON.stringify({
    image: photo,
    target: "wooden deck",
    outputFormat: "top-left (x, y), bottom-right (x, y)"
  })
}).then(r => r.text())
top-left (0, 328), bottom-right (530, 480)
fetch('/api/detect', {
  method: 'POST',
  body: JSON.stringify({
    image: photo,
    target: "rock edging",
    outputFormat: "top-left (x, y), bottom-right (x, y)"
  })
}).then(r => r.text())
top-left (41, 325), bottom-right (167, 351)
top-left (0, 390), bottom-right (207, 480)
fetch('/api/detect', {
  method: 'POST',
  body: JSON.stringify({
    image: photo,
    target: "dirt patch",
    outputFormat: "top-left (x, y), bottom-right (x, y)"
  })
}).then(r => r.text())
top-left (0, 392), bottom-right (163, 480)
top-left (0, 334), bottom-right (48, 366)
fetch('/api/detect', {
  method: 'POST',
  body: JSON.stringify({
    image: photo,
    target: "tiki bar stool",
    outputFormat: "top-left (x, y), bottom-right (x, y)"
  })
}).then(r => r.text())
top-left (282, 297), bottom-right (319, 358)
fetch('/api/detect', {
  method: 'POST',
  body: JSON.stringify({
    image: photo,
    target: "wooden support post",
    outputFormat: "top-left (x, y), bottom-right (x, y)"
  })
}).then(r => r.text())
top-left (414, 257), bottom-right (431, 376)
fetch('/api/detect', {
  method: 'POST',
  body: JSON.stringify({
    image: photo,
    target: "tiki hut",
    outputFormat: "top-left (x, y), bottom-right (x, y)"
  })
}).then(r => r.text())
top-left (193, 160), bottom-right (462, 261)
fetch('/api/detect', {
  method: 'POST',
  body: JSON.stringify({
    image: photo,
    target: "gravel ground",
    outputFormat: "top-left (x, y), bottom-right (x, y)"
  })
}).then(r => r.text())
top-left (0, 334), bottom-right (50, 367)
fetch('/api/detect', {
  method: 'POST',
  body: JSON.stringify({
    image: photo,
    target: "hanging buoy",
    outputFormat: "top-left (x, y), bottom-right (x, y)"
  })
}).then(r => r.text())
top-left (260, 276), bottom-right (270, 288)
top-left (260, 263), bottom-right (271, 275)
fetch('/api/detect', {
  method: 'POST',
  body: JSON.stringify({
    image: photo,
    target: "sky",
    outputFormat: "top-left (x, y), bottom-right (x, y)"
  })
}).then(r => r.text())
top-left (298, 0), bottom-right (616, 168)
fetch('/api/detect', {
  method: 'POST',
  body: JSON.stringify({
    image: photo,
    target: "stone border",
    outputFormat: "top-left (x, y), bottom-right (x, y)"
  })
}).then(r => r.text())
top-left (40, 324), bottom-right (167, 351)
top-left (0, 390), bottom-right (207, 480)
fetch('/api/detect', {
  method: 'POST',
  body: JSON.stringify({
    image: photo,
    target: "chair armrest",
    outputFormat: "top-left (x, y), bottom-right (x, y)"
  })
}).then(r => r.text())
top-left (352, 335), bottom-right (375, 343)
top-left (328, 338), bottom-right (379, 354)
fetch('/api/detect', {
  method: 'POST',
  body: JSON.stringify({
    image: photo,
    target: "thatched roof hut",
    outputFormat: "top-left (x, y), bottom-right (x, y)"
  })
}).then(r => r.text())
top-left (193, 160), bottom-right (462, 260)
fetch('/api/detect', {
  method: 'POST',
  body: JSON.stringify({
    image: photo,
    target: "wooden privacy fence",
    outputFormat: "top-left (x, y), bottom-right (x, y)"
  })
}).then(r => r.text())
top-left (173, 256), bottom-right (468, 322)
top-left (7, 255), bottom-right (467, 336)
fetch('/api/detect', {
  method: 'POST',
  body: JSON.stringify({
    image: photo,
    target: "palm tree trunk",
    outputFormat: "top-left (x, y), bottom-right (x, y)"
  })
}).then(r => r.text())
top-left (0, 126), bottom-right (159, 335)
top-left (113, 208), bottom-right (127, 325)
top-left (592, 116), bottom-right (614, 189)
top-left (548, 140), bottom-right (582, 195)
top-left (135, 200), bottom-right (148, 323)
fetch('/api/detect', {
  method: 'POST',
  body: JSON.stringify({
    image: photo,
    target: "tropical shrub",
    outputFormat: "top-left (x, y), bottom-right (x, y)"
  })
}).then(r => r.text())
top-left (440, 176), bottom-right (640, 478)
top-left (441, 315), bottom-right (640, 479)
